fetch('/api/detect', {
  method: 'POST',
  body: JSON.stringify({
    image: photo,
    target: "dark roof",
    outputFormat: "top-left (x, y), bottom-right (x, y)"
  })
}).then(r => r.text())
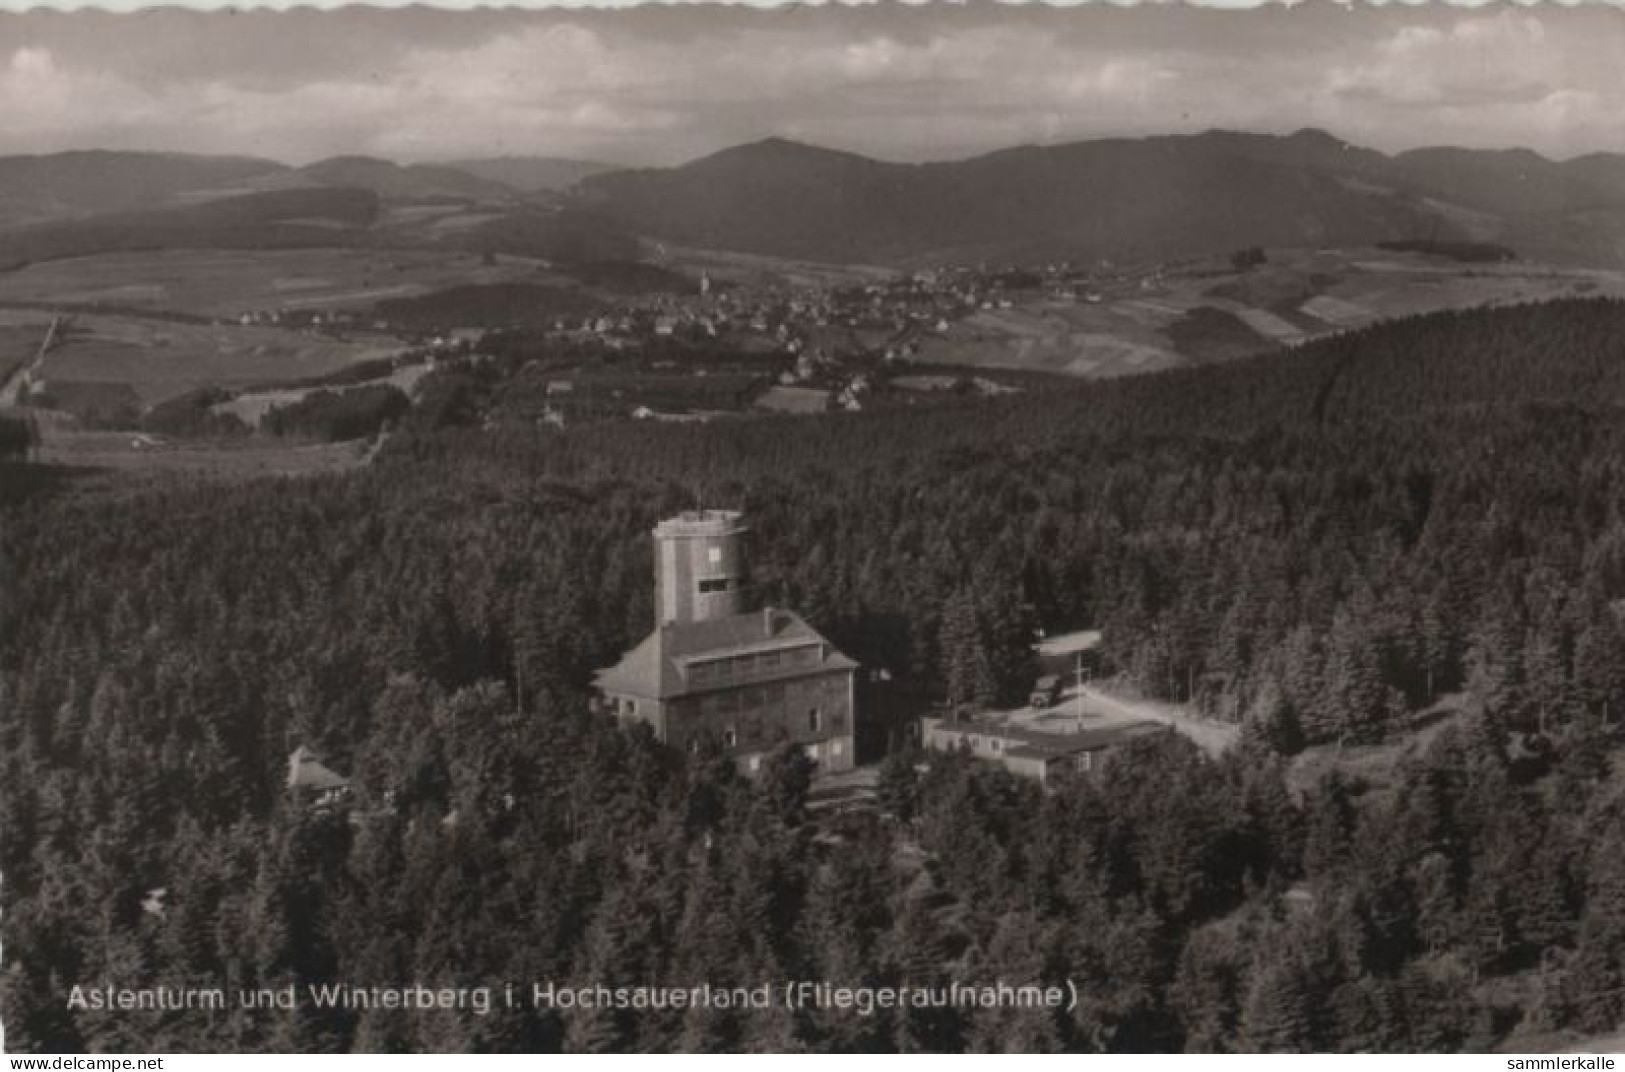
top-left (595, 607), bottom-right (857, 700)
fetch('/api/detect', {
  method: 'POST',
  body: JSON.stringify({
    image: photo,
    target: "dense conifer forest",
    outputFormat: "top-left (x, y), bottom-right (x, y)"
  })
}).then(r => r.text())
top-left (4, 299), bottom-right (1625, 1052)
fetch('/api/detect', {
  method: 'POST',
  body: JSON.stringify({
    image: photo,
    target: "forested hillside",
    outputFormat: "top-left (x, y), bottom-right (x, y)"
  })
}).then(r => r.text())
top-left (4, 300), bottom-right (1625, 1051)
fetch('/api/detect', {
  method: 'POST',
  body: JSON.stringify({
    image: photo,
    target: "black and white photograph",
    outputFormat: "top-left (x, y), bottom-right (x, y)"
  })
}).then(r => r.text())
top-left (3, 0), bottom-right (1625, 1056)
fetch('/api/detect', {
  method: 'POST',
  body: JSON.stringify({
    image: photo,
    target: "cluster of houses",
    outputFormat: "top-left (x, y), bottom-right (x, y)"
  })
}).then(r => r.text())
top-left (531, 259), bottom-right (1143, 370)
top-left (213, 253), bottom-right (1204, 436)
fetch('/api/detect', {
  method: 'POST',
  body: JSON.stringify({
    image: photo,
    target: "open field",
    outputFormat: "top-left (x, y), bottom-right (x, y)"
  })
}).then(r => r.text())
top-left (0, 248), bottom-right (549, 320)
top-left (213, 360), bottom-right (431, 427)
top-left (32, 314), bottom-right (402, 409)
top-left (914, 247), bottom-right (1625, 378)
top-left (656, 243), bottom-right (893, 291)
top-left (4, 392), bottom-right (378, 487)
top-left (927, 302), bottom-right (1188, 378)
top-left (28, 425), bottom-right (370, 483)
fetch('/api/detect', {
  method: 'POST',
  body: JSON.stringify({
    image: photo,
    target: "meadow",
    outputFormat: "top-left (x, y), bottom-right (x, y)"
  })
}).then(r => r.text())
top-left (913, 247), bottom-right (1625, 376)
top-left (35, 315), bottom-right (399, 408)
top-left (0, 247), bottom-right (549, 319)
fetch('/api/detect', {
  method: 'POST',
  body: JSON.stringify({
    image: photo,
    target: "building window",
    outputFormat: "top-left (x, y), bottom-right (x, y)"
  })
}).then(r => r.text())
top-left (832, 740), bottom-right (844, 757)
top-left (723, 727), bottom-right (738, 748)
top-left (708, 546), bottom-right (723, 564)
top-left (808, 707), bottom-right (822, 733)
top-left (698, 578), bottom-right (730, 594)
top-left (748, 755), bottom-right (761, 773)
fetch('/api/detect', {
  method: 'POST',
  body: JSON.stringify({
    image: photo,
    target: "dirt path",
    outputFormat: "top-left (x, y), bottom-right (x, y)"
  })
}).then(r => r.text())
top-left (1079, 684), bottom-right (1241, 758)
top-left (0, 315), bottom-right (60, 407)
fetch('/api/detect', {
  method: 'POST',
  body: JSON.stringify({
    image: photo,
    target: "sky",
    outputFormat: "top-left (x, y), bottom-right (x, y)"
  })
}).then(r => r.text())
top-left (1, 3), bottom-right (1624, 166)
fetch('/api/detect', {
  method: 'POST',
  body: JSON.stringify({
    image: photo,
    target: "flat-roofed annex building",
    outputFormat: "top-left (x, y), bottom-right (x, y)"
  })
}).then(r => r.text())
top-left (594, 510), bottom-right (859, 774)
top-left (921, 714), bottom-right (1163, 787)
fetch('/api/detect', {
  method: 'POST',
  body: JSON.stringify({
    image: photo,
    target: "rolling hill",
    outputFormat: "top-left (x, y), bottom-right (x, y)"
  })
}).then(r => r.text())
top-left (0, 151), bottom-right (526, 229)
top-left (295, 156), bottom-right (517, 202)
top-left (443, 156), bottom-right (617, 193)
top-left (0, 185), bottom-right (639, 271)
top-left (0, 150), bottom-right (287, 227)
top-left (0, 186), bottom-right (382, 269)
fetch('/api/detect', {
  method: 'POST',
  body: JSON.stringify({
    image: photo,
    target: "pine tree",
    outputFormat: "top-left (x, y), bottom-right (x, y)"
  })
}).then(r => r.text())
top-left (877, 748), bottom-right (921, 822)
top-left (939, 587), bottom-right (997, 710)
top-left (760, 743), bottom-right (815, 827)
top-left (1238, 949), bottom-right (1323, 1053)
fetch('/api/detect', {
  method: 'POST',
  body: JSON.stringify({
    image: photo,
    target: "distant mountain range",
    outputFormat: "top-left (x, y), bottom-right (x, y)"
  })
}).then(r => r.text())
top-left (579, 129), bottom-right (1625, 266)
top-left (4, 131), bottom-right (1625, 267)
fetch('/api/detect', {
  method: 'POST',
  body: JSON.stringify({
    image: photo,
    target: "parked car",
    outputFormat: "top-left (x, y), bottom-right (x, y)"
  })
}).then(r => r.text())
top-left (1029, 674), bottom-right (1062, 708)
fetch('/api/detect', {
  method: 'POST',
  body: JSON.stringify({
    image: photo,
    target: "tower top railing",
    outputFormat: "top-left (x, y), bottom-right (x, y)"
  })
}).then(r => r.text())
top-left (654, 509), bottom-right (746, 536)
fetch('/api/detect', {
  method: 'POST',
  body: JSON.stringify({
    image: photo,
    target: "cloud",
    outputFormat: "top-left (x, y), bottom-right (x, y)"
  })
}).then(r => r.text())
top-left (1, 46), bottom-right (169, 147)
top-left (1328, 13), bottom-right (1557, 108)
top-left (1316, 10), bottom-right (1625, 155)
top-left (0, 7), bottom-right (1620, 164)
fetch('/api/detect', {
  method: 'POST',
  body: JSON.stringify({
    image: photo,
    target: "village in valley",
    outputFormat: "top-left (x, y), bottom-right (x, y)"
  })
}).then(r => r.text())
top-left (8, 229), bottom-right (1623, 479)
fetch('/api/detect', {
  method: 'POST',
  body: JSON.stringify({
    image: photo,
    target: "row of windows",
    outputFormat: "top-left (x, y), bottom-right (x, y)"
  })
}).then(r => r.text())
top-left (680, 705), bottom-right (846, 752)
top-left (611, 684), bottom-right (847, 728)
top-left (685, 676), bottom-right (844, 717)
top-left (686, 646), bottom-right (822, 687)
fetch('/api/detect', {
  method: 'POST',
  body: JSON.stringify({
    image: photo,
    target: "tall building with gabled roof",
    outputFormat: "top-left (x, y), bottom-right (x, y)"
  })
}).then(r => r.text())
top-left (594, 510), bottom-right (859, 774)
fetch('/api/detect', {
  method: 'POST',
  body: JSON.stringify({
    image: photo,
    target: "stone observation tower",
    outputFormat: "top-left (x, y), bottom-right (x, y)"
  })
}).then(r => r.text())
top-left (595, 508), bottom-right (860, 774)
top-left (653, 509), bottom-right (750, 626)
